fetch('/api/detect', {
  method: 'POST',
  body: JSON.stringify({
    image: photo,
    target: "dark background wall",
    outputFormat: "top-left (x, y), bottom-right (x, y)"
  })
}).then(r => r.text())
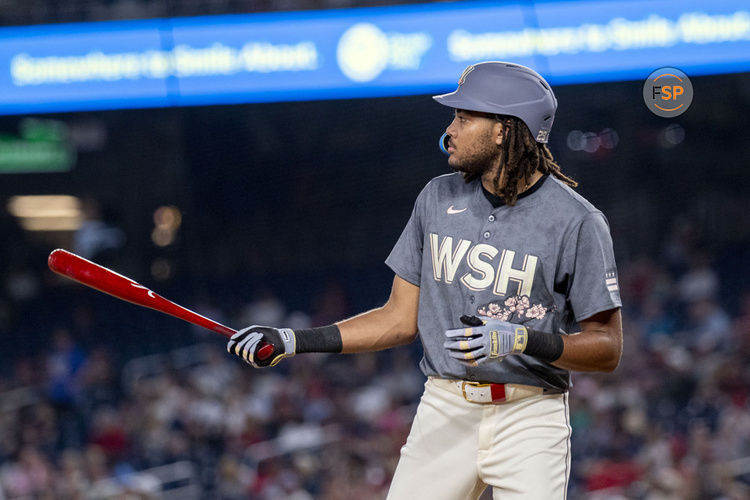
top-left (2, 71), bottom-right (748, 314)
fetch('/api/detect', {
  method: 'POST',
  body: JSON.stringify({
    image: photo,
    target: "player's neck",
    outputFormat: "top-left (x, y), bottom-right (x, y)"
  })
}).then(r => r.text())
top-left (480, 168), bottom-right (543, 197)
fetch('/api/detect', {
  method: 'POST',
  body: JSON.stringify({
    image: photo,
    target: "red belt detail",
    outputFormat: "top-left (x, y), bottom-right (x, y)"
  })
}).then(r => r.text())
top-left (489, 383), bottom-right (506, 402)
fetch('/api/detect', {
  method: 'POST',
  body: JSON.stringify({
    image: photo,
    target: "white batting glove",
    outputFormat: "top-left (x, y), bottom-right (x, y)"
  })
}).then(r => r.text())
top-left (227, 325), bottom-right (296, 368)
top-left (444, 315), bottom-right (528, 366)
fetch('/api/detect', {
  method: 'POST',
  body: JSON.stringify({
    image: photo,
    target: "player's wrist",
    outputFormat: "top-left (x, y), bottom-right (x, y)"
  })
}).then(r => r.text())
top-left (522, 328), bottom-right (564, 362)
top-left (293, 324), bottom-right (343, 354)
top-left (275, 327), bottom-right (296, 356)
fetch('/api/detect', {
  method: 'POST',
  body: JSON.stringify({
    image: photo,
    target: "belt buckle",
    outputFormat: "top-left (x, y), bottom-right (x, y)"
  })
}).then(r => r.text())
top-left (461, 381), bottom-right (485, 401)
top-left (461, 381), bottom-right (506, 403)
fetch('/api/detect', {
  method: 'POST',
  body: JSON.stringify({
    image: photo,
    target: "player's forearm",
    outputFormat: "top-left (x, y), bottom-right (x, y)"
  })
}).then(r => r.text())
top-left (337, 303), bottom-right (419, 353)
top-left (295, 297), bottom-right (418, 355)
top-left (549, 308), bottom-right (623, 372)
top-left (551, 327), bottom-right (622, 372)
top-left (295, 311), bottom-right (417, 355)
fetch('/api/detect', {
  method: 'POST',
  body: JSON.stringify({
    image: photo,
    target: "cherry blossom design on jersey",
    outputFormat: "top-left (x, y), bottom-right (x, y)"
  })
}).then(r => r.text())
top-left (476, 295), bottom-right (551, 322)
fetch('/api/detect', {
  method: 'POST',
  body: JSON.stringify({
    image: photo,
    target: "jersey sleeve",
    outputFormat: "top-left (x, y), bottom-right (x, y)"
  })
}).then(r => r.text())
top-left (558, 212), bottom-right (622, 321)
top-left (384, 184), bottom-right (430, 287)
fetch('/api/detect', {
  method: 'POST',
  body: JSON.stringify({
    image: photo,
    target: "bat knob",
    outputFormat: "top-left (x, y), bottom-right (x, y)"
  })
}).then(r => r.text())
top-left (257, 342), bottom-right (275, 361)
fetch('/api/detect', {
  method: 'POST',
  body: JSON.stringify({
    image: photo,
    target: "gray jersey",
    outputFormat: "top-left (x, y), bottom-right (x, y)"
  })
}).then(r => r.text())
top-left (385, 173), bottom-right (621, 391)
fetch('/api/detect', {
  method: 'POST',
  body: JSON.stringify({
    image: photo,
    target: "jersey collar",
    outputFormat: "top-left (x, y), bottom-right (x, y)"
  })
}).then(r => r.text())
top-left (480, 174), bottom-right (550, 208)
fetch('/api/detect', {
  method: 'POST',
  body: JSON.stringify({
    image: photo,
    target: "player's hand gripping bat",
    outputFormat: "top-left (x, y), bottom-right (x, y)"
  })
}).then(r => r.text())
top-left (47, 249), bottom-right (274, 360)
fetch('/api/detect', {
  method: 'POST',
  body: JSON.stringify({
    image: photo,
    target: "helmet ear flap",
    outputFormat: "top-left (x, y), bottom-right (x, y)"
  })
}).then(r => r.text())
top-left (439, 133), bottom-right (451, 155)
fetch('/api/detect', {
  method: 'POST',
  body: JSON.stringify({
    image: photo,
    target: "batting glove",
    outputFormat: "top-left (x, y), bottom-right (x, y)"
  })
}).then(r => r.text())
top-left (227, 325), bottom-right (296, 368)
top-left (444, 315), bottom-right (528, 366)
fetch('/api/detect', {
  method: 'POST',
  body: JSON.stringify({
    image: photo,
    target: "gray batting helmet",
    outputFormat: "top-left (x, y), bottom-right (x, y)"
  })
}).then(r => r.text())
top-left (433, 61), bottom-right (557, 143)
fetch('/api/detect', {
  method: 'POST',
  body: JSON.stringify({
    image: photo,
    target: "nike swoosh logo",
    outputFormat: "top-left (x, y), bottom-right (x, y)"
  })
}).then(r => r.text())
top-left (447, 205), bottom-right (467, 214)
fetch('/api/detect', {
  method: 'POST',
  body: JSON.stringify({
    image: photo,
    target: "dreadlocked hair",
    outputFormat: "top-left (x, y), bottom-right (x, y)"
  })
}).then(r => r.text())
top-left (462, 115), bottom-right (577, 206)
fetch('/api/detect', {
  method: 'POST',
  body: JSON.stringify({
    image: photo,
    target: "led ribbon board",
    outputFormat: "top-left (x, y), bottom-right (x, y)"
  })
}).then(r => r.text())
top-left (0, 0), bottom-right (748, 114)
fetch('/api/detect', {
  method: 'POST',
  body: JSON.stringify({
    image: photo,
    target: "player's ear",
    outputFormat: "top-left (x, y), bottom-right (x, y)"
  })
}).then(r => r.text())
top-left (492, 120), bottom-right (504, 146)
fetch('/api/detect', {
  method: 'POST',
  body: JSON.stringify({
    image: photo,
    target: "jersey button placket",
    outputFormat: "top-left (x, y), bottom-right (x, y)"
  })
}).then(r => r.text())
top-left (484, 214), bottom-right (495, 239)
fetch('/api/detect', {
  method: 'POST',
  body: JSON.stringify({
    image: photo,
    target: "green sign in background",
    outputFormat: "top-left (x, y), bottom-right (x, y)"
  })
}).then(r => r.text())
top-left (0, 119), bottom-right (76, 173)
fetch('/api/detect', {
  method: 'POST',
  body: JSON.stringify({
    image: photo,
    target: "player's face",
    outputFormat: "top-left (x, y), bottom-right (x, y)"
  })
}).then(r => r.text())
top-left (443, 110), bottom-right (502, 176)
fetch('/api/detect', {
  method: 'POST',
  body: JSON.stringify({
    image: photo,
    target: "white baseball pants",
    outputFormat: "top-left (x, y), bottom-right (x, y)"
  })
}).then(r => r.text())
top-left (387, 377), bottom-right (571, 500)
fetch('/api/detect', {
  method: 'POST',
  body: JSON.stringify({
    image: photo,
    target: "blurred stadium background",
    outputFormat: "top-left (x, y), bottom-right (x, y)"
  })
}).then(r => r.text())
top-left (1, 0), bottom-right (749, 498)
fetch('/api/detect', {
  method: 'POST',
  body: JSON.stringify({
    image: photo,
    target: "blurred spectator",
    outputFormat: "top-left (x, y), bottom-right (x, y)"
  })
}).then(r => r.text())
top-left (72, 198), bottom-right (125, 262)
top-left (55, 449), bottom-right (89, 498)
top-left (89, 407), bottom-right (128, 462)
top-left (639, 298), bottom-right (677, 351)
top-left (46, 329), bottom-right (86, 407)
top-left (239, 289), bottom-right (287, 327)
top-left (677, 253), bottom-right (720, 304)
top-left (216, 453), bottom-right (254, 498)
top-left (681, 299), bottom-right (731, 354)
top-left (0, 446), bottom-right (54, 498)
top-left (662, 218), bottom-right (701, 276)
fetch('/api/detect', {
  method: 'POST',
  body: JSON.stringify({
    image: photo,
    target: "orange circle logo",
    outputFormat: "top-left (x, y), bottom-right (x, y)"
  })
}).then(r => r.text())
top-left (643, 67), bottom-right (693, 118)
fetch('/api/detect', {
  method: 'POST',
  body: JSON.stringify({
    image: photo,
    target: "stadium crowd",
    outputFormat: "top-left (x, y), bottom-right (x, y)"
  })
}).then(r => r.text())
top-left (1, 216), bottom-right (749, 500)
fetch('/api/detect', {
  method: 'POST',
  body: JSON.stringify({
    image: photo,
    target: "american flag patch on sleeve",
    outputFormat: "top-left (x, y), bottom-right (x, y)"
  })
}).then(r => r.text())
top-left (605, 271), bottom-right (618, 292)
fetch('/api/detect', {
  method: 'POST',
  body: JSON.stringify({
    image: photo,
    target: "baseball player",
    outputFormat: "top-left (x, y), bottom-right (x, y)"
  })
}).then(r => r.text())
top-left (228, 61), bottom-right (623, 499)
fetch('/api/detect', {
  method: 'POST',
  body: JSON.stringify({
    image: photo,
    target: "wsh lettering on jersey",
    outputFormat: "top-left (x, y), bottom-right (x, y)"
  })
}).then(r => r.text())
top-left (429, 233), bottom-right (537, 296)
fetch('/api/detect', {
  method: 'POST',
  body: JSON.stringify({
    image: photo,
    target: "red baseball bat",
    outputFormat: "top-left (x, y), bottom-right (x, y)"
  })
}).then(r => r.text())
top-left (47, 249), bottom-right (274, 360)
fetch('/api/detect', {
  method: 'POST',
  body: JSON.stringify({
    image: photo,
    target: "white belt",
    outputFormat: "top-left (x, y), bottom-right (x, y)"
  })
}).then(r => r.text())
top-left (430, 377), bottom-right (555, 404)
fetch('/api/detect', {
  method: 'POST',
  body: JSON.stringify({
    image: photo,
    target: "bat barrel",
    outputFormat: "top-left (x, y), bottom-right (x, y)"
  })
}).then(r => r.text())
top-left (48, 249), bottom-right (237, 338)
top-left (48, 249), bottom-right (274, 359)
